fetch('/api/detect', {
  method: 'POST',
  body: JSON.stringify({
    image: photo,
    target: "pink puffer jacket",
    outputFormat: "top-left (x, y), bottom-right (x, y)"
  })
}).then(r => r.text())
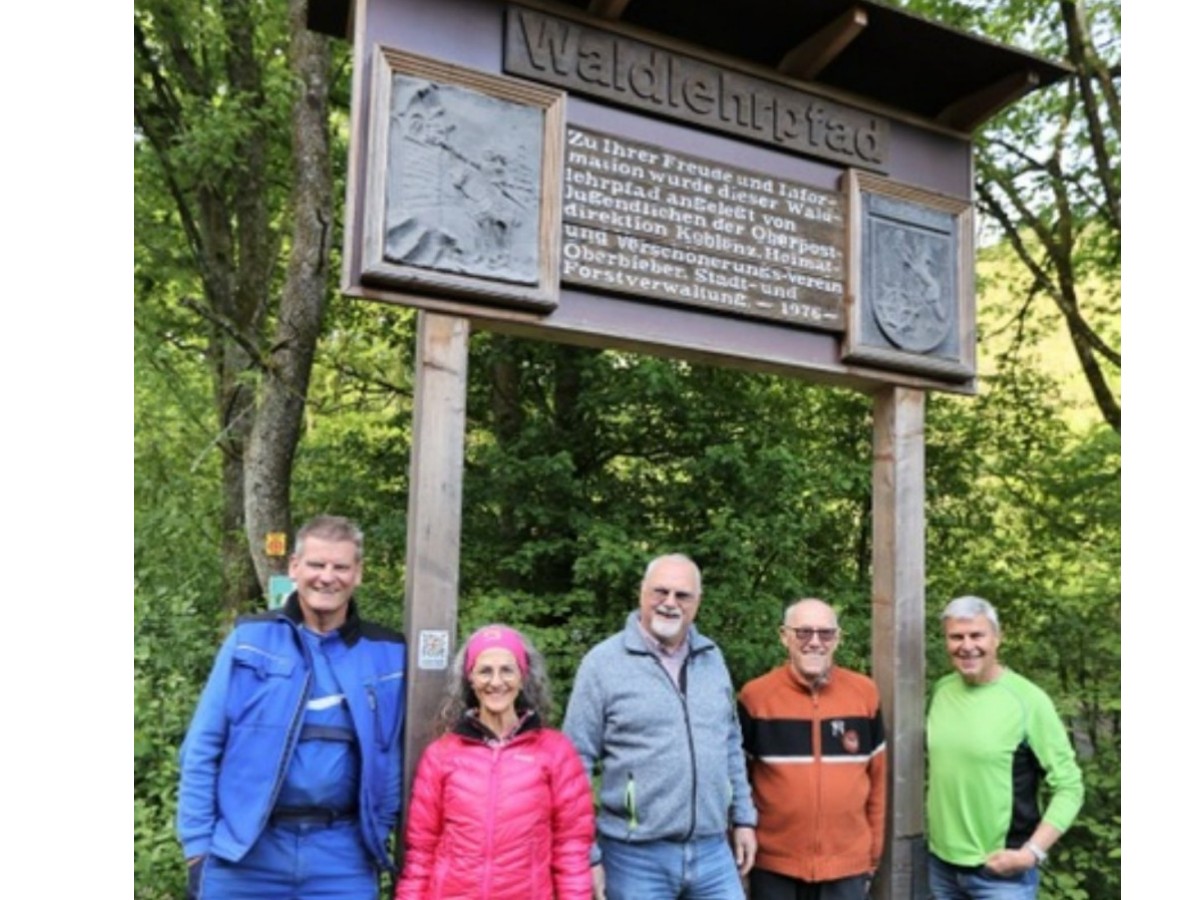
top-left (396, 713), bottom-right (595, 900)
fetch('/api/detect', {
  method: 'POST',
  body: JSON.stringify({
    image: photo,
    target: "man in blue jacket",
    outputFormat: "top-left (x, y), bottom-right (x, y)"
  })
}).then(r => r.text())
top-left (177, 515), bottom-right (406, 899)
top-left (563, 553), bottom-right (757, 900)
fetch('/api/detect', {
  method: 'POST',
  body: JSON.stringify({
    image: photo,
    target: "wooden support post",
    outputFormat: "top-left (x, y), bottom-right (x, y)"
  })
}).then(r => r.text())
top-left (402, 312), bottom-right (470, 804)
top-left (870, 386), bottom-right (927, 900)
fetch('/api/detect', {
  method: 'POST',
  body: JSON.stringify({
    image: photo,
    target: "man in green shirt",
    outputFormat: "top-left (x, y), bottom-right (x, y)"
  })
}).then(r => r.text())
top-left (926, 596), bottom-right (1084, 899)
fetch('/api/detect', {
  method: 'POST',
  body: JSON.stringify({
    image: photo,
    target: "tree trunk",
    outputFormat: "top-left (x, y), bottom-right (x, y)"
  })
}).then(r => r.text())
top-left (217, 339), bottom-right (261, 613)
top-left (136, 2), bottom-right (332, 611)
top-left (244, 0), bottom-right (334, 591)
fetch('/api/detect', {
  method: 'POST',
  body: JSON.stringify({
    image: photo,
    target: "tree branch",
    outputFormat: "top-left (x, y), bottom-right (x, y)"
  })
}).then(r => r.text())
top-left (179, 296), bottom-right (269, 371)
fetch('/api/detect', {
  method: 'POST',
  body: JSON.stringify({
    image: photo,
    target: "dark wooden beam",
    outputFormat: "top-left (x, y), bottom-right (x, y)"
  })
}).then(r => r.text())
top-left (778, 6), bottom-right (868, 81)
top-left (936, 69), bottom-right (1040, 132)
top-left (587, 0), bottom-right (633, 20)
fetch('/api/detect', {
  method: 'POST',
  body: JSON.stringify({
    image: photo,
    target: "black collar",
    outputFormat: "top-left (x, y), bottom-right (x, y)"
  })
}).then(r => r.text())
top-left (281, 592), bottom-right (363, 645)
top-left (453, 707), bottom-right (542, 742)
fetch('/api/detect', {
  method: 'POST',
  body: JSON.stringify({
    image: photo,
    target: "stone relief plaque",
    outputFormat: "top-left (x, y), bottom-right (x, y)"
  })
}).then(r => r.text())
top-left (361, 48), bottom-right (566, 310)
top-left (561, 127), bottom-right (847, 331)
top-left (842, 170), bottom-right (975, 381)
top-left (385, 78), bottom-right (541, 283)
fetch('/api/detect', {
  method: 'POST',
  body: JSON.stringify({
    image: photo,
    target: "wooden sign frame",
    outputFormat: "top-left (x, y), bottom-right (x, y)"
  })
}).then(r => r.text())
top-left (842, 169), bottom-right (975, 381)
top-left (361, 47), bottom-right (567, 311)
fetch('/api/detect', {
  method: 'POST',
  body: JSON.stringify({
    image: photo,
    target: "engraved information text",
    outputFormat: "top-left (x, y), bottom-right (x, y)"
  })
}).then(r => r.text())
top-left (561, 128), bottom-right (847, 330)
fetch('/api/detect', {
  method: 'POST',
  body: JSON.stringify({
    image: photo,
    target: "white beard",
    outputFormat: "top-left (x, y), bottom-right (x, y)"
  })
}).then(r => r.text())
top-left (651, 616), bottom-right (684, 642)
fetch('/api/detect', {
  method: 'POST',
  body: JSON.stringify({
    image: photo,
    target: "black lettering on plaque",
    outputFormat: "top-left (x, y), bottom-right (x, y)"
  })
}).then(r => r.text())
top-left (385, 76), bottom-right (542, 284)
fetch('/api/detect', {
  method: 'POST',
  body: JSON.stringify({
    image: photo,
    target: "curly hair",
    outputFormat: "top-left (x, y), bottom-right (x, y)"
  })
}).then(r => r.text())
top-left (435, 624), bottom-right (554, 733)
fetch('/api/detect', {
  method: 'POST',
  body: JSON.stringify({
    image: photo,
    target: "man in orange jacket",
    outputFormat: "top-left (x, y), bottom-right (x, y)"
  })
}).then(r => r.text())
top-left (738, 598), bottom-right (887, 900)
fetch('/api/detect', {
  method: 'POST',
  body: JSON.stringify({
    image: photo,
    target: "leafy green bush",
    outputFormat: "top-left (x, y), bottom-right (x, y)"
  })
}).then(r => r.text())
top-left (134, 584), bottom-right (223, 898)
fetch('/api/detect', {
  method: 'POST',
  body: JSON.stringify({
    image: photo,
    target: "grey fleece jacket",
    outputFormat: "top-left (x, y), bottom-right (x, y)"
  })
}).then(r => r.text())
top-left (563, 611), bottom-right (757, 862)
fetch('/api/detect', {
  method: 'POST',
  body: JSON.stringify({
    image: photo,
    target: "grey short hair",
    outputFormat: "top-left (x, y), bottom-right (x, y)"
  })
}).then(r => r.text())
top-left (294, 515), bottom-right (364, 562)
top-left (642, 553), bottom-right (702, 596)
top-left (941, 595), bottom-right (1000, 632)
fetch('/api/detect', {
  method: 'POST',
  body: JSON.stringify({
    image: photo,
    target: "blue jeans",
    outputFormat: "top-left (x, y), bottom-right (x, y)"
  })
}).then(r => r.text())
top-left (600, 833), bottom-right (745, 900)
top-left (928, 853), bottom-right (1039, 900)
top-left (194, 819), bottom-right (378, 899)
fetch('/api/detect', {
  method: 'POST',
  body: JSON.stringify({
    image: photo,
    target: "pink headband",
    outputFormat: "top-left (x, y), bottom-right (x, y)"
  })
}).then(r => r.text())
top-left (464, 625), bottom-right (529, 677)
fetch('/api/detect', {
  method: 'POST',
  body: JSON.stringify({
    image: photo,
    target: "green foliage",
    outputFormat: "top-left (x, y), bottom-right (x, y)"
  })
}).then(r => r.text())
top-left (134, 327), bottom-right (227, 894)
top-left (134, 581), bottom-right (225, 898)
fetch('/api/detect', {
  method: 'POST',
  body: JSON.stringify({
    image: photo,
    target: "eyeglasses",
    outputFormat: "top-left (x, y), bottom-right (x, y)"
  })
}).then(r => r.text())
top-left (470, 664), bottom-right (521, 684)
top-left (649, 587), bottom-right (697, 603)
top-left (782, 626), bottom-right (839, 643)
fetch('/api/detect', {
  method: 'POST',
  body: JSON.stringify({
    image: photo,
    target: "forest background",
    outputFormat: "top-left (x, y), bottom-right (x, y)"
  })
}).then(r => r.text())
top-left (131, 1), bottom-right (1124, 898)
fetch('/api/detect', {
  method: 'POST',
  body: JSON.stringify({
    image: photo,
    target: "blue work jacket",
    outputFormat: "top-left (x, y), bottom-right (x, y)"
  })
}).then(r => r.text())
top-left (176, 595), bottom-right (406, 869)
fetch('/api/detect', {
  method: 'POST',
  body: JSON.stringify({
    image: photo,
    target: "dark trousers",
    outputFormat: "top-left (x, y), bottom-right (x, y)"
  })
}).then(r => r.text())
top-left (749, 867), bottom-right (871, 900)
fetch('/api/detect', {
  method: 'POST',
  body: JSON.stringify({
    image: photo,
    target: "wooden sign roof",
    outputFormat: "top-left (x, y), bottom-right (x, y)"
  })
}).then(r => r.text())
top-left (308, 0), bottom-right (1071, 132)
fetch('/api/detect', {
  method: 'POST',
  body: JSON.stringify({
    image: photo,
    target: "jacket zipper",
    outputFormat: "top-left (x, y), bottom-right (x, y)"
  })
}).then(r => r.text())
top-left (263, 620), bottom-right (312, 833)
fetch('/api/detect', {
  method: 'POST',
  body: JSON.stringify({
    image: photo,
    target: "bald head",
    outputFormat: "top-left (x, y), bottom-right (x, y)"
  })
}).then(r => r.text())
top-left (784, 598), bottom-right (838, 627)
top-left (779, 598), bottom-right (841, 687)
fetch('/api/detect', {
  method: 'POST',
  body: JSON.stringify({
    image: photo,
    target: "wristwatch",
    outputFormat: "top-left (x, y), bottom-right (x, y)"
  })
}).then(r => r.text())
top-left (1023, 841), bottom-right (1048, 866)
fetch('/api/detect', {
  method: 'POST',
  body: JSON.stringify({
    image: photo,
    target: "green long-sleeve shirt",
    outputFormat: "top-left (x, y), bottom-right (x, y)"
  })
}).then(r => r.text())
top-left (926, 668), bottom-right (1084, 865)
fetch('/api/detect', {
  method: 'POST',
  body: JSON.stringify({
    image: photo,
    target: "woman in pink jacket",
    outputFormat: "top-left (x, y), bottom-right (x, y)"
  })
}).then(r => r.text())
top-left (396, 624), bottom-right (595, 900)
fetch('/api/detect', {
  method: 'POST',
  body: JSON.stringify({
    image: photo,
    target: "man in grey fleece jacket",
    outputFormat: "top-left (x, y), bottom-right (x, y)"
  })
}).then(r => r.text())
top-left (563, 553), bottom-right (758, 899)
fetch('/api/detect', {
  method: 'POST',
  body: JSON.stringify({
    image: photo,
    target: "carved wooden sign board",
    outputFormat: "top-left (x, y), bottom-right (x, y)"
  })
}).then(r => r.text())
top-left (343, 0), bottom-right (981, 390)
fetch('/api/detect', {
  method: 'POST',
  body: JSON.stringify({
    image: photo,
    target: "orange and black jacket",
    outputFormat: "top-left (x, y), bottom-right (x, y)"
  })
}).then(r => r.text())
top-left (738, 664), bottom-right (887, 882)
